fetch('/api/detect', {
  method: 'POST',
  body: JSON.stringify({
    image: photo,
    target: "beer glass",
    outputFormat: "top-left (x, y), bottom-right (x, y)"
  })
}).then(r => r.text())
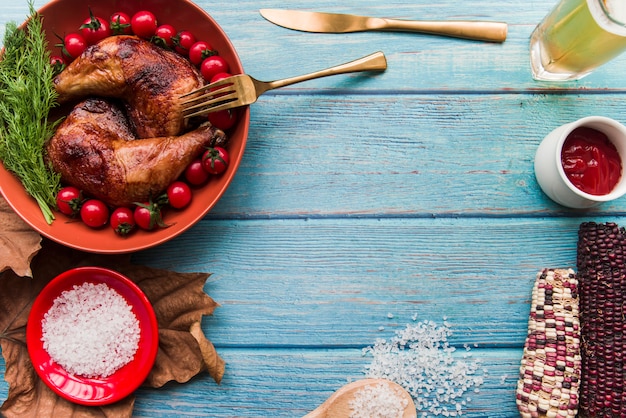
top-left (530, 0), bottom-right (626, 81)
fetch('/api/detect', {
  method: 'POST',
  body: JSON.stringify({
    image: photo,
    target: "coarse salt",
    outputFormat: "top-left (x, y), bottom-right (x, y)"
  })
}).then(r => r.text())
top-left (349, 381), bottom-right (409, 418)
top-left (41, 282), bottom-right (141, 378)
top-left (362, 317), bottom-right (485, 417)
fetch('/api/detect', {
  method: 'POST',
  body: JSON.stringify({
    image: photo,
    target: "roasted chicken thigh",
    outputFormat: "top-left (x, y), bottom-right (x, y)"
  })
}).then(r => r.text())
top-left (54, 35), bottom-right (204, 138)
top-left (46, 98), bottom-right (227, 207)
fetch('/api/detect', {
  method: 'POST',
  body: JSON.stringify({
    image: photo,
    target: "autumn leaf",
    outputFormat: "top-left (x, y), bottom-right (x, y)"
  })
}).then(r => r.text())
top-left (121, 264), bottom-right (223, 387)
top-left (0, 238), bottom-right (224, 417)
top-left (190, 321), bottom-right (225, 384)
top-left (0, 197), bottom-right (42, 277)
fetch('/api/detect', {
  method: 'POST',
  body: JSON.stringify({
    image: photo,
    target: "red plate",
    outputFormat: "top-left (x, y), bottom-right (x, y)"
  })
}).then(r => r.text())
top-left (26, 267), bottom-right (159, 406)
top-left (0, 0), bottom-right (249, 253)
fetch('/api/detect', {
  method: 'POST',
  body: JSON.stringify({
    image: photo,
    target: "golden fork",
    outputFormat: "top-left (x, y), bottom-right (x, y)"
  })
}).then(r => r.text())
top-left (181, 51), bottom-right (387, 118)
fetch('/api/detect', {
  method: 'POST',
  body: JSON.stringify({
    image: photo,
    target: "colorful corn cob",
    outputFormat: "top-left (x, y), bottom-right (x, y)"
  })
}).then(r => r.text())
top-left (516, 268), bottom-right (581, 418)
top-left (577, 222), bottom-right (626, 417)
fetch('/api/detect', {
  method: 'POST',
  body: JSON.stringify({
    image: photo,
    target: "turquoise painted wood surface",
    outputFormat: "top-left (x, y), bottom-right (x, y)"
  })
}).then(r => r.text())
top-left (2, 0), bottom-right (626, 416)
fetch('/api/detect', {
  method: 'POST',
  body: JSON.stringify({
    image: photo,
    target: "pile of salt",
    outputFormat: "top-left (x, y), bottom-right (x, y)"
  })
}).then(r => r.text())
top-left (41, 282), bottom-right (141, 378)
top-left (349, 381), bottom-right (409, 418)
top-left (362, 317), bottom-right (485, 417)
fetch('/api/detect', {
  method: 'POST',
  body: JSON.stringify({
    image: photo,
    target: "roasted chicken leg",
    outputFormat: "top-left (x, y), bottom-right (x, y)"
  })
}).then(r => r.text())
top-left (46, 98), bottom-right (227, 207)
top-left (53, 35), bottom-right (204, 138)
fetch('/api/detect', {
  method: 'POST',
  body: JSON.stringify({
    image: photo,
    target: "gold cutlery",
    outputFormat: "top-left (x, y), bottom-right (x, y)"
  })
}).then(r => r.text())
top-left (181, 51), bottom-right (387, 118)
top-left (260, 9), bottom-right (507, 43)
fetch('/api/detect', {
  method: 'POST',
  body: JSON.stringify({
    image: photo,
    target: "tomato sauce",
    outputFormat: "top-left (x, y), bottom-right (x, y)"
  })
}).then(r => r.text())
top-left (561, 127), bottom-right (622, 195)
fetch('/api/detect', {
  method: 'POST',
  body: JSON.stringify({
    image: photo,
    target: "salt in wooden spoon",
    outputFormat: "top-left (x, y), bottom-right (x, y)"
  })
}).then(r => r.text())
top-left (303, 378), bottom-right (417, 418)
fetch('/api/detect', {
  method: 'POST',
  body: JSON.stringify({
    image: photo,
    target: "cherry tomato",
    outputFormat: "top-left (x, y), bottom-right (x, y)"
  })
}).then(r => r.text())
top-left (210, 72), bottom-right (231, 84)
top-left (188, 40), bottom-right (215, 66)
top-left (202, 146), bottom-right (230, 175)
top-left (58, 33), bottom-right (87, 59)
top-left (166, 181), bottom-right (192, 209)
top-left (200, 55), bottom-right (229, 81)
top-left (209, 108), bottom-right (238, 131)
top-left (110, 12), bottom-right (132, 35)
top-left (80, 10), bottom-right (111, 45)
top-left (184, 159), bottom-right (210, 185)
top-left (207, 71), bottom-right (232, 97)
top-left (174, 30), bottom-right (196, 56)
top-left (207, 72), bottom-right (238, 130)
top-left (80, 199), bottom-right (109, 228)
top-left (131, 10), bottom-right (158, 39)
top-left (50, 55), bottom-right (66, 74)
top-left (153, 24), bottom-right (176, 48)
top-left (134, 201), bottom-right (166, 230)
top-left (56, 186), bottom-right (82, 216)
top-left (110, 207), bottom-right (136, 236)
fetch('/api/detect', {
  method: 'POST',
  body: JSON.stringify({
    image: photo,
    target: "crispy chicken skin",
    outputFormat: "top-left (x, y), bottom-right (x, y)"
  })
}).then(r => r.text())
top-left (46, 98), bottom-right (227, 207)
top-left (53, 35), bottom-right (204, 138)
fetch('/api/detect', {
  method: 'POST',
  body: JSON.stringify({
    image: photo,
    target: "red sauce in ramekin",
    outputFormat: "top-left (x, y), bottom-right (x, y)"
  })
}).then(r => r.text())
top-left (561, 127), bottom-right (622, 196)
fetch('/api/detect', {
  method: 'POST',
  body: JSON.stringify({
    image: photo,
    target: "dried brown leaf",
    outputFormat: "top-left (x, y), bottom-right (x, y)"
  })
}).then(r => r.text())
top-left (190, 321), bottom-right (225, 384)
top-left (0, 197), bottom-right (42, 277)
top-left (122, 263), bottom-right (222, 387)
top-left (1, 238), bottom-right (224, 417)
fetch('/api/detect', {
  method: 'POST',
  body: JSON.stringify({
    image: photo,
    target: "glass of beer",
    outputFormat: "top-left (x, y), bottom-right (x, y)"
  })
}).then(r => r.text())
top-left (530, 0), bottom-right (626, 81)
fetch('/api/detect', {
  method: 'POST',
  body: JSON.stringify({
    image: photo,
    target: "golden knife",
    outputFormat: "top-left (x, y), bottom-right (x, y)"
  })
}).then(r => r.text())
top-left (259, 9), bottom-right (507, 43)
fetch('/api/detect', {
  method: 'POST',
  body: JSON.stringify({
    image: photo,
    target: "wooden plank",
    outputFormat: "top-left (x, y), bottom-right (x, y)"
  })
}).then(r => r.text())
top-left (200, 0), bottom-right (626, 91)
top-left (131, 217), bottom-right (615, 346)
top-left (130, 347), bottom-right (523, 417)
top-left (8, 0), bottom-right (626, 91)
top-left (1, 347), bottom-right (523, 417)
top-left (5, 215), bottom-right (602, 415)
top-left (205, 94), bottom-right (626, 217)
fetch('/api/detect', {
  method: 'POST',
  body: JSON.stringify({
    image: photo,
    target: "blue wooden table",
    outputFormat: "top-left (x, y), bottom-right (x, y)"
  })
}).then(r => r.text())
top-left (3, 0), bottom-right (626, 416)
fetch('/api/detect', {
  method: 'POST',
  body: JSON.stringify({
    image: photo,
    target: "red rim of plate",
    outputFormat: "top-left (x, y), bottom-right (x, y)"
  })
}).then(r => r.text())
top-left (26, 267), bottom-right (159, 406)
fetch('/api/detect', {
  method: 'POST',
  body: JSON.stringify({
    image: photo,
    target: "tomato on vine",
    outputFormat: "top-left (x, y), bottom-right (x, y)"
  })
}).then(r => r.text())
top-left (174, 30), bottom-right (196, 56)
top-left (80, 9), bottom-right (111, 45)
top-left (57, 32), bottom-right (87, 60)
top-left (131, 10), bottom-right (158, 39)
top-left (110, 12), bottom-right (132, 35)
top-left (80, 199), bottom-right (109, 228)
top-left (153, 24), bottom-right (176, 48)
top-left (50, 55), bottom-right (66, 75)
top-left (56, 186), bottom-right (82, 216)
top-left (134, 200), bottom-right (167, 230)
top-left (202, 147), bottom-right (230, 175)
top-left (110, 207), bottom-right (136, 236)
top-left (188, 40), bottom-right (215, 66)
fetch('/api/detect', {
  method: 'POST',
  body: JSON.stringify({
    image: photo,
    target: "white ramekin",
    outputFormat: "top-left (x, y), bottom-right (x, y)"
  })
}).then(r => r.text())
top-left (534, 116), bottom-right (626, 208)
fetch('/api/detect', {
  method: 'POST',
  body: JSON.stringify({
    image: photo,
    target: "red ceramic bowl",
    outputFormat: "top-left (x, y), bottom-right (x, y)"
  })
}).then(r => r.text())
top-left (26, 267), bottom-right (159, 406)
top-left (0, 0), bottom-right (248, 253)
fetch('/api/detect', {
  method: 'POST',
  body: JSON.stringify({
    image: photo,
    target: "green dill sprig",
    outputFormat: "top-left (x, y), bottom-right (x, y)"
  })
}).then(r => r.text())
top-left (0, 2), bottom-right (61, 224)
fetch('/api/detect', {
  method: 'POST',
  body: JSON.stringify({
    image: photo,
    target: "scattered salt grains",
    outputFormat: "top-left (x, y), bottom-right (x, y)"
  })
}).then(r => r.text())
top-left (362, 318), bottom-right (486, 417)
top-left (349, 381), bottom-right (409, 418)
top-left (41, 282), bottom-right (141, 378)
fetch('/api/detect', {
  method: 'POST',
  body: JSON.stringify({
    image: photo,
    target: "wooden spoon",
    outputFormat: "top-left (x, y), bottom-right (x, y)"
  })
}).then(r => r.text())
top-left (303, 378), bottom-right (417, 418)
